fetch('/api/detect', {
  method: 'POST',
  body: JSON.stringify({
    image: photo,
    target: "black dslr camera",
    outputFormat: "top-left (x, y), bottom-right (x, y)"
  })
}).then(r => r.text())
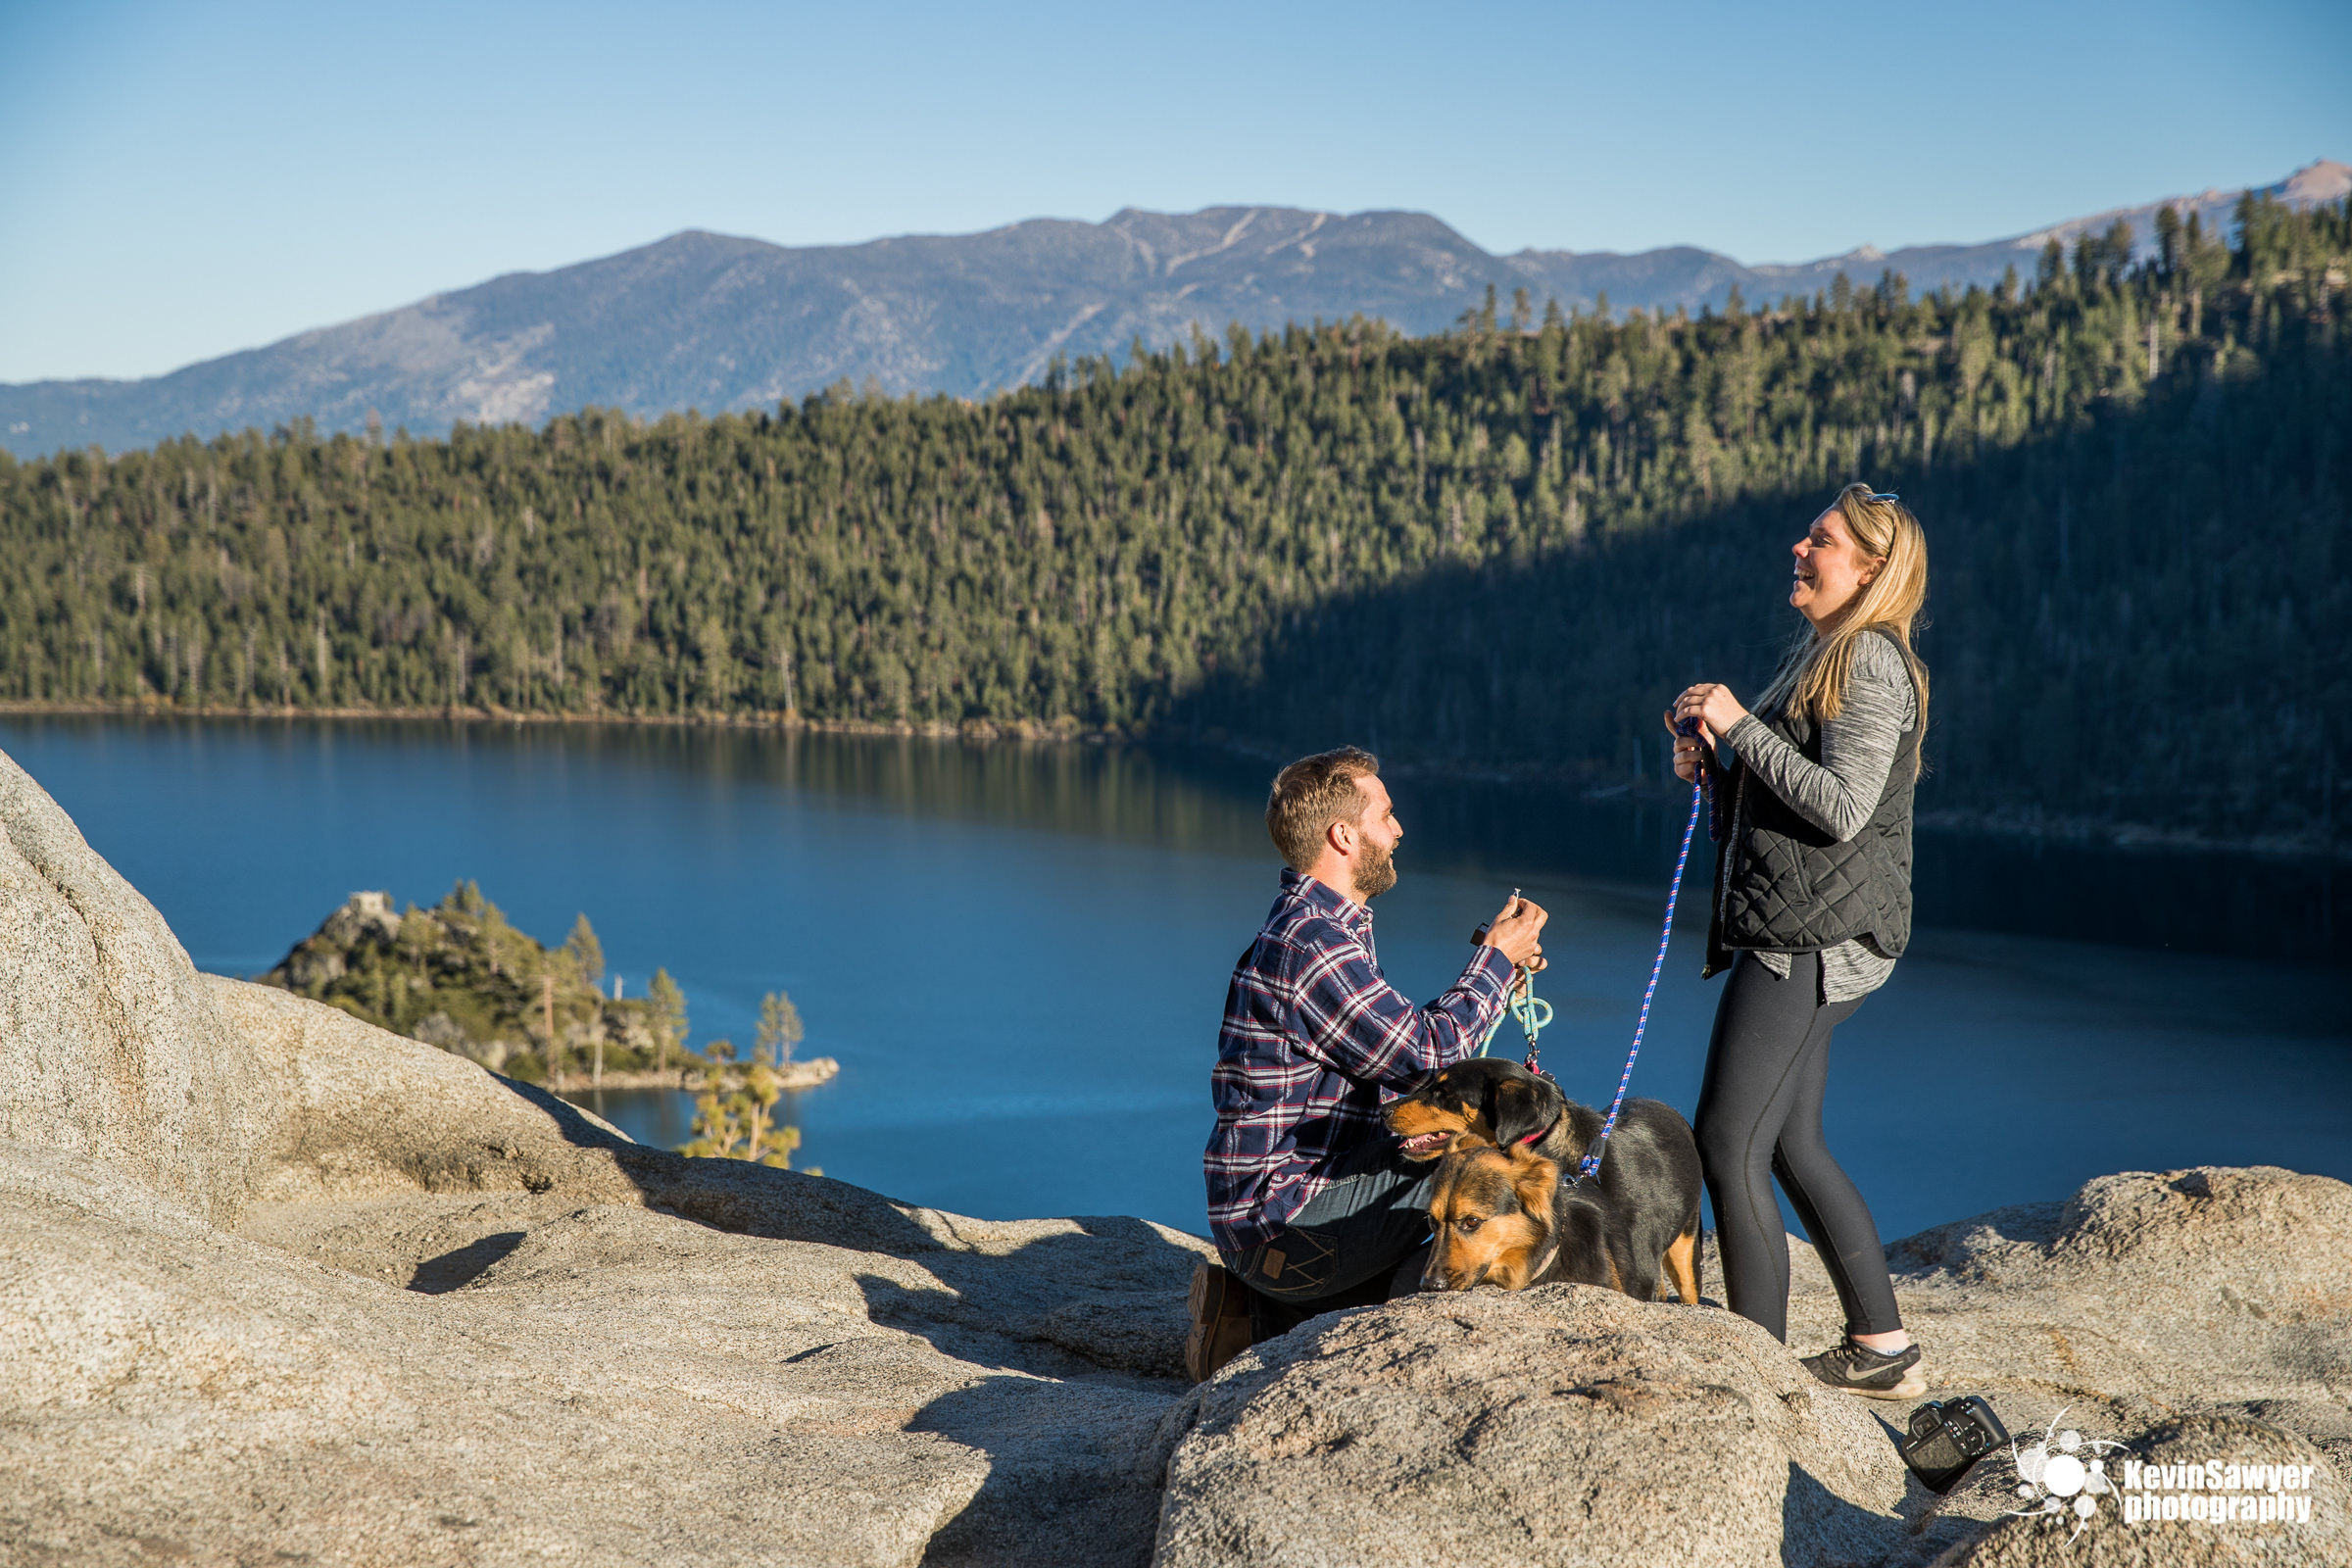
top-left (1898, 1396), bottom-right (2010, 1493)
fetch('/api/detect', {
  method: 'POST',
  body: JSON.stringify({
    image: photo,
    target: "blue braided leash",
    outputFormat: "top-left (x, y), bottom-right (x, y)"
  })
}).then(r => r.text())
top-left (1565, 717), bottom-right (1712, 1184)
top-left (1467, 721), bottom-right (1712, 1184)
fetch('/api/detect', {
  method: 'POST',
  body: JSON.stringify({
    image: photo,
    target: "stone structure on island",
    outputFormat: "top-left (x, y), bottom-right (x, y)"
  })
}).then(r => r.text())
top-left (1, 742), bottom-right (2345, 1566)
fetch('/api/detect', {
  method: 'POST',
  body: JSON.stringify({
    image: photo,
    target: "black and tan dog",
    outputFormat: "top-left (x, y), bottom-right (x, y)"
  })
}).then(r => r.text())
top-left (1387, 1057), bottom-right (1703, 1301)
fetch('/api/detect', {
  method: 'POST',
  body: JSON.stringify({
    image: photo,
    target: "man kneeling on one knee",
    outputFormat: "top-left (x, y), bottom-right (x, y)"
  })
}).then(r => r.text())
top-left (1187, 746), bottom-right (1547, 1382)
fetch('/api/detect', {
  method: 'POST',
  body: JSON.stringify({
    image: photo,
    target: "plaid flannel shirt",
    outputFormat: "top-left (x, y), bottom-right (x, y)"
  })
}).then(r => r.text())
top-left (1204, 868), bottom-right (1517, 1257)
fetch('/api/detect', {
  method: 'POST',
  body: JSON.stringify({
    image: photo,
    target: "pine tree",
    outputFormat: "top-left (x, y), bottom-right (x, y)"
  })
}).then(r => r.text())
top-left (647, 968), bottom-right (688, 1074)
top-left (565, 913), bottom-right (604, 988)
top-left (756, 991), bottom-right (805, 1066)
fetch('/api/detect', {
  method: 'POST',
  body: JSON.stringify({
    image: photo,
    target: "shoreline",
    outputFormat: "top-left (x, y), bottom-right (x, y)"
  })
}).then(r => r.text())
top-left (540, 1058), bottom-right (840, 1095)
top-left (1905, 807), bottom-right (2350, 864)
top-left (0, 696), bottom-right (1115, 744)
top-left (3, 698), bottom-right (2343, 865)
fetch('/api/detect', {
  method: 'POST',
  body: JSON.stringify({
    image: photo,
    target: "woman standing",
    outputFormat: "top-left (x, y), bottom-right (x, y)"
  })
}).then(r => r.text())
top-left (1669, 482), bottom-right (1930, 1399)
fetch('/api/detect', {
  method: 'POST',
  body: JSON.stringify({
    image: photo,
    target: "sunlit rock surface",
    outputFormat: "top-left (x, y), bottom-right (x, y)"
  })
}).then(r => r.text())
top-left (1, 743), bottom-right (2344, 1566)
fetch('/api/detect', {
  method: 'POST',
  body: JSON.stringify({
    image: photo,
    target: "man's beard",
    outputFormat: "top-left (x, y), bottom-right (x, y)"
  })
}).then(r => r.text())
top-left (1353, 838), bottom-right (1397, 900)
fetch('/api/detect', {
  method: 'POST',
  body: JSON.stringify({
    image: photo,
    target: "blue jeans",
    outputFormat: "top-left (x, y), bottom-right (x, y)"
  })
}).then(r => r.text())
top-left (1225, 1134), bottom-right (1437, 1305)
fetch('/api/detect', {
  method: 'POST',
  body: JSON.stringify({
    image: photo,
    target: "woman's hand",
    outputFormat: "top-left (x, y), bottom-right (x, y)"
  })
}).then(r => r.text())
top-left (1674, 683), bottom-right (1749, 739)
top-left (1668, 723), bottom-right (1708, 783)
top-left (1659, 707), bottom-right (1716, 782)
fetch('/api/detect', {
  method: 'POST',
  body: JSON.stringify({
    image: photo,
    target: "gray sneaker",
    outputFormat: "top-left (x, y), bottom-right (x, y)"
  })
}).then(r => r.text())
top-left (1801, 1338), bottom-right (1927, 1399)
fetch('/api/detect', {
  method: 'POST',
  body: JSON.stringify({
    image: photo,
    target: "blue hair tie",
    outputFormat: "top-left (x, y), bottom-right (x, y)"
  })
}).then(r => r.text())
top-left (1866, 491), bottom-right (1900, 503)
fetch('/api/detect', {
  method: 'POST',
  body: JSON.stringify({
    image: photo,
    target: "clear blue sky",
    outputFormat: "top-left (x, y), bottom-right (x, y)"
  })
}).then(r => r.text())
top-left (2, 0), bottom-right (2344, 382)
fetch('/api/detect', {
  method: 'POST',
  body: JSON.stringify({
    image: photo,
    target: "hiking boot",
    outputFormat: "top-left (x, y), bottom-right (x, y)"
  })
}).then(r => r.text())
top-left (1801, 1337), bottom-right (1927, 1399)
top-left (1186, 1259), bottom-right (1255, 1383)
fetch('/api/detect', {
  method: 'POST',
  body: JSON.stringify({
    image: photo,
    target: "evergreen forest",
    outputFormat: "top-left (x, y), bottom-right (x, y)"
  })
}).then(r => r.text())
top-left (2, 196), bottom-right (2345, 849)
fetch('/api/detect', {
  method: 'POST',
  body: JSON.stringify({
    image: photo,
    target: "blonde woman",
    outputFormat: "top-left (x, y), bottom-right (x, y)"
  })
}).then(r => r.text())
top-left (1668, 482), bottom-right (1930, 1399)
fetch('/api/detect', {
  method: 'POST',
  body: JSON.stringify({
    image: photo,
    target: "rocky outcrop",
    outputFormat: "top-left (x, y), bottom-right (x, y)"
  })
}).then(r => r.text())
top-left (3, 1131), bottom-right (1199, 1566)
top-left (5, 980), bottom-right (1212, 1566)
top-left (1, 743), bottom-right (2345, 1566)
top-left (1149, 1166), bottom-right (2352, 1568)
top-left (0, 751), bottom-right (1209, 1566)
top-left (0, 747), bottom-right (283, 1225)
top-left (1155, 1284), bottom-right (1917, 1567)
top-left (1872, 1166), bottom-right (2352, 1436)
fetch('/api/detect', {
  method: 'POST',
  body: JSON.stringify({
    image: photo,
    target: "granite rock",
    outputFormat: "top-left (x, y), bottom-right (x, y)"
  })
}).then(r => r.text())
top-left (0, 746), bottom-right (282, 1225)
top-left (1, 1012), bottom-right (1209, 1567)
top-left (1150, 1170), bottom-right (2352, 1568)
top-left (1, 741), bottom-right (2345, 1566)
top-left (0, 744), bottom-right (1208, 1566)
top-left (1153, 1283), bottom-right (1933, 1568)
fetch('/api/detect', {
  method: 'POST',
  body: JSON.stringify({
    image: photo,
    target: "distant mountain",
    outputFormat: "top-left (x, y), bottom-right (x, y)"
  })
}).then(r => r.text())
top-left (1711, 159), bottom-right (2352, 308)
top-left (5, 161), bottom-right (2343, 459)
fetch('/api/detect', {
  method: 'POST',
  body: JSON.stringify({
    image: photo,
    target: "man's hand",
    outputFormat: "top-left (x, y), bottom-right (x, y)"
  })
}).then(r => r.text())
top-left (1477, 894), bottom-right (1548, 970)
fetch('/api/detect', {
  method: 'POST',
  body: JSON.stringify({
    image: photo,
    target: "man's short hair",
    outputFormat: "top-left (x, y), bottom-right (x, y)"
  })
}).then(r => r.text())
top-left (1266, 748), bottom-right (1381, 873)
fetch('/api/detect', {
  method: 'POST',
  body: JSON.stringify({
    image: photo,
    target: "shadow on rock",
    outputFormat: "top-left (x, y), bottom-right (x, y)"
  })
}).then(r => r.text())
top-left (851, 1213), bottom-right (1210, 1382)
top-left (1784, 1459), bottom-right (1925, 1568)
top-left (408, 1230), bottom-right (527, 1294)
top-left (489, 1077), bottom-right (640, 1154)
top-left (904, 1374), bottom-right (1188, 1568)
top-left (599, 1133), bottom-right (965, 1260)
top-left (835, 1218), bottom-right (1214, 1566)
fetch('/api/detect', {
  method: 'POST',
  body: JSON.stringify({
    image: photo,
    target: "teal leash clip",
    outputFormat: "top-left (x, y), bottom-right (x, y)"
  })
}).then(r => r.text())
top-left (1474, 885), bottom-right (1553, 1063)
top-left (1476, 965), bottom-right (1552, 1059)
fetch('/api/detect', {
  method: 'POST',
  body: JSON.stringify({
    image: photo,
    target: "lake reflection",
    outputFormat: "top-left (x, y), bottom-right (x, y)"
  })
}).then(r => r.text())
top-left (4, 713), bottom-right (2345, 1241)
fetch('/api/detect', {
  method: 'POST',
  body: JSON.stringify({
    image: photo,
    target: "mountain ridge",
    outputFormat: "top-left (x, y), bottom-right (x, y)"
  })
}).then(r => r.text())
top-left (4, 160), bottom-right (2343, 459)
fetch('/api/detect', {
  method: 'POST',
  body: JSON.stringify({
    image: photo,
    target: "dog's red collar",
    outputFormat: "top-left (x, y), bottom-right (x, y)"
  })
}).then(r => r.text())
top-left (1515, 1111), bottom-right (1563, 1149)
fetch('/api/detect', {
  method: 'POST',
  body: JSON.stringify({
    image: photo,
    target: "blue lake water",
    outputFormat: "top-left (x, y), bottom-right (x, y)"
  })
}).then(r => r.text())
top-left (4, 713), bottom-right (2345, 1243)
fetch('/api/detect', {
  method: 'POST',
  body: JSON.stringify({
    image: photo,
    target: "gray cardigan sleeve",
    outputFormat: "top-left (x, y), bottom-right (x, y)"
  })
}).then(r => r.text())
top-left (1724, 635), bottom-right (1916, 843)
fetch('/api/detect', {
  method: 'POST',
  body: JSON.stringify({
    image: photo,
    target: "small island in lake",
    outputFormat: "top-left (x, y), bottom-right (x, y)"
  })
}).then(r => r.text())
top-left (257, 884), bottom-right (839, 1095)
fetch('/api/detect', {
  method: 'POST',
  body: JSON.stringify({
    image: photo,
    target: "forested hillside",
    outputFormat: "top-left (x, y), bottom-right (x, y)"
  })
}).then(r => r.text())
top-left (2, 197), bottom-right (2345, 849)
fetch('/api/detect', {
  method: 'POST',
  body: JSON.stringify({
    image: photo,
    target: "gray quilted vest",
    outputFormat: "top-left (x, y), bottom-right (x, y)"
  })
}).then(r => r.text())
top-left (1702, 630), bottom-right (1921, 979)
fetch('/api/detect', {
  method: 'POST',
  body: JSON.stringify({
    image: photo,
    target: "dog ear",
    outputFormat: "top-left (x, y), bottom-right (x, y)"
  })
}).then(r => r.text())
top-left (1506, 1147), bottom-right (1560, 1285)
top-left (1488, 1072), bottom-right (1562, 1148)
top-left (1508, 1147), bottom-right (1560, 1218)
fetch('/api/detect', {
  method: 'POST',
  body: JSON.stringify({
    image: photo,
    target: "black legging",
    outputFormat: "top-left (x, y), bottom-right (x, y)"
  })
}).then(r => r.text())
top-left (1692, 951), bottom-right (1902, 1344)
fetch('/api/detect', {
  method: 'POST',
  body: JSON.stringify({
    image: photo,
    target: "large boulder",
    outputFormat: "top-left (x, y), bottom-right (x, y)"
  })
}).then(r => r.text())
top-left (1866, 1166), bottom-right (2352, 1442)
top-left (1153, 1284), bottom-right (1933, 1568)
top-left (0, 742), bottom-right (1209, 1566)
top-left (216, 977), bottom-right (1210, 1380)
top-left (1152, 1164), bottom-right (2352, 1568)
top-left (1, 1137), bottom-right (1012, 1565)
top-left (0, 748), bottom-right (282, 1225)
top-left (0, 991), bottom-right (1212, 1567)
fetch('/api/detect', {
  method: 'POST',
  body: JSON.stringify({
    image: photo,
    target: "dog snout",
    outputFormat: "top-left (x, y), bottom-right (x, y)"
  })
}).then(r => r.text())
top-left (1422, 1266), bottom-right (1486, 1293)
